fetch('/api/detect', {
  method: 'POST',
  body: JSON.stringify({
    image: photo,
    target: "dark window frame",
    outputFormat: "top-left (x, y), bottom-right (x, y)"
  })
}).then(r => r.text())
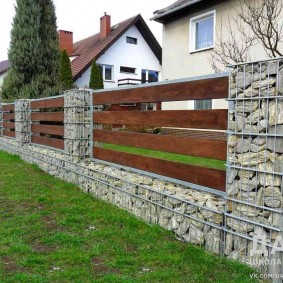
top-left (126, 36), bottom-right (138, 45)
top-left (120, 66), bottom-right (136, 74)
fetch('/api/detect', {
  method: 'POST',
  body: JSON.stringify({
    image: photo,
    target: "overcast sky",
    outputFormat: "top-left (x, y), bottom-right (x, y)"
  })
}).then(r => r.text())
top-left (0, 0), bottom-right (174, 62)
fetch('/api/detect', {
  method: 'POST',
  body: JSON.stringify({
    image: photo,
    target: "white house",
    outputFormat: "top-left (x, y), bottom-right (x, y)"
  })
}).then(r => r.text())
top-left (59, 14), bottom-right (162, 89)
top-left (152, 0), bottom-right (283, 110)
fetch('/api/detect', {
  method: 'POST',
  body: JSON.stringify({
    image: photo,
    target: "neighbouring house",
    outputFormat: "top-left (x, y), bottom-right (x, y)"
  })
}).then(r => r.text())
top-left (152, 0), bottom-right (283, 110)
top-left (0, 60), bottom-right (10, 92)
top-left (59, 14), bottom-right (162, 89)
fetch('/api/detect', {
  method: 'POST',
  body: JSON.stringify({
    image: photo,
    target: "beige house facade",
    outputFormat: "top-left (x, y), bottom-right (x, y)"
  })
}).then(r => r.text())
top-left (152, 0), bottom-right (283, 110)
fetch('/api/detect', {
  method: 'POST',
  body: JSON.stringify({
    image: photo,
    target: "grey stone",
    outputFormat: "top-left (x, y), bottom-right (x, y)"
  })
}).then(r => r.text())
top-left (252, 78), bottom-right (276, 90)
top-left (235, 138), bottom-right (252, 153)
top-left (240, 177), bottom-right (260, 192)
top-left (227, 181), bottom-right (240, 196)
top-left (236, 72), bottom-right (253, 88)
top-left (183, 225), bottom-right (204, 245)
top-left (228, 168), bottom-right (238, 184)
top-left (235, 101), bottom-right (259, 113)
top-left (269, 99), bottom-right (283, 126)
top-left (264, 187), bottom-right (282, 208)
top-left (225, 233), bottom-right (233, 256)
top-left (247, 109), bottom-right (263, 124)
top-left (237, 150), bottom-right (270, 166)
top-left (228, 135), bottom-right (240, 147)
top-left (227, 215), bottom-right (254, 233)
top-left (235, 203), bottom-right (261, 217)
top-left (205, 230), bottom-right (221, 255)
top-left (258, 172), bottom-right (281, 187)
top-left (267, 125), bottom-right (283, 153)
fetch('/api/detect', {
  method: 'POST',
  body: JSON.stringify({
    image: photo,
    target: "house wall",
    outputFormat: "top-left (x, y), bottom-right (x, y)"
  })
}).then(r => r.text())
top-left (161, 0), bottom-right (283, 110)
top-left (75, 25), bottom-right (162, 88)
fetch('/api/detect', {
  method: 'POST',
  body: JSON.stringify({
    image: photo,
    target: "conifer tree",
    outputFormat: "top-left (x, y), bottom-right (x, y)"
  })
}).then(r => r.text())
top-left (89, 61), bottom-right (104, 90)
top-left (60, 50), bottom-right (73, 90)
top-left (2, 0), bottom-right (60, 101)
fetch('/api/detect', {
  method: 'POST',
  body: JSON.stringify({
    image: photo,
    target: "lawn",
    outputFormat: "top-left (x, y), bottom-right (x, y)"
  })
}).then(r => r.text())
top-left (0, 150), bottom-right (258, 283)
top-left (103, 144), bottom-right (226, 171)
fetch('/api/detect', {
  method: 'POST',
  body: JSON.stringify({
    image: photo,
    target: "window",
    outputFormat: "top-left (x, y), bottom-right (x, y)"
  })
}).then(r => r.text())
top-left (126, 36), bottom-right (137, 45)
top-left (120, 66), bottom-right (136, 74)
top-left (98, 64), bottom-right (113, 81)
top-left (190, 11), bottom-right (215, 52)
top-left (141, 69), bottom-right (159, 83)
top-left (194, 99), bottom-right (212, 110)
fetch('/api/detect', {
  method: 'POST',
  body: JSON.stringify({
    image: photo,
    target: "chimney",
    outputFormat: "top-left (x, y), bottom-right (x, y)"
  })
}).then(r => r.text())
top-left (58, 30), bottom-right (73, 55)
top-left (100, 13), bottom-right (111, 39)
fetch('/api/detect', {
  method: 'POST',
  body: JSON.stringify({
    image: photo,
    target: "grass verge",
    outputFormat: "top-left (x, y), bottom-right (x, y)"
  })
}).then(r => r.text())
top-left (103, 143), bottom-right (226, 171)
top-left (0, 150), bottom-right (257, 283)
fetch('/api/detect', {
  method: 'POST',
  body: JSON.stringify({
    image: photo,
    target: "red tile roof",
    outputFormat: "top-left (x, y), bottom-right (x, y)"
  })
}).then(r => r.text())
top-left (71, 14), bottom-right (161, 80)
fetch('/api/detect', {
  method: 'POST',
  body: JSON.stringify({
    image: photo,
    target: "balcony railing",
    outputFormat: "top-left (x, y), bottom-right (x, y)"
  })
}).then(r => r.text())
top-left (118, 78), bottom-right (152, 87)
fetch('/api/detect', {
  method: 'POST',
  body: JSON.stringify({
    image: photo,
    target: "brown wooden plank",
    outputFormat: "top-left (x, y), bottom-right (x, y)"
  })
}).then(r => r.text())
top-left (31, 97), bottom-right (64, 109)
top-left (31, 112), bottom-right (64, 122)
top-left (3, 130), bottom-right (15, 138)
top-left (93, 147), bottom-right (226, 191)
top-left (94, 110), bottom-right (228, 130)
top-left (2, 104), bottom-right (15, 111)
top-left (93, 76), bottom-right (228, 104)
top-left (3, 113), bottom-right (15, 120)
top-left (94, 129), bottom-right (227, 160)
top-left (31, 124), bottom-right (64, 136)
top-left (3, 122), bottom-right (15, 129)
top-left (31, 136), bottom-right (64, 150)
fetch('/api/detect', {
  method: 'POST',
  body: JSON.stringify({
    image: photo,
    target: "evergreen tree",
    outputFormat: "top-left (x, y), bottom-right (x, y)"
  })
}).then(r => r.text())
top-left (60, 50), bottom-right (73, 90)
top-left (89, 61), bottom-right (104, 90)
top-left (2, 0), bottom-right (60, 101)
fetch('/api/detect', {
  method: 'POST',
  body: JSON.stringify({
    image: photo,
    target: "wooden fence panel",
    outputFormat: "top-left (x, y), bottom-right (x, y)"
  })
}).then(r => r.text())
top-left (93, 76), bottom-right (228, 104)
top-left (31, 136), bottom-right (64, 150)
top-left (31, 112), bottom-right (64, 122)
top-left (3, 122), bottom-right (15, 130)
top-left (93, 147), bottom-right (226, 191)
top-left (31, 124), bottom-right (64, 136)
top-left (2, 104), bottom-right (15, 111)
top-left (94, 110), bottom-right (228, 130)
top-left (30, 97), bottom-right (64, 109)
top-left (3, 130), bottom-right (16, 138)
top-left (94, 129), bottom-right (227, 160)
top-left (3, 113), bottom-right (15, 120)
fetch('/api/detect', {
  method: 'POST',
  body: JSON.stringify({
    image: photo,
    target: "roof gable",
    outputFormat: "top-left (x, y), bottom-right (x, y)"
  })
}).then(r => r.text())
top-left (152, 0), bottom-right (230, 23)
top-left (0, 60), bottom-right (10, 76)
top-left (71, 14), bottom-right (162, 80)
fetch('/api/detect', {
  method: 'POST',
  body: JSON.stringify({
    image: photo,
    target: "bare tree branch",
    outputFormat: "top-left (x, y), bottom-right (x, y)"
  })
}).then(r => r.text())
top-left (209, 0), bottom-right (283, 72)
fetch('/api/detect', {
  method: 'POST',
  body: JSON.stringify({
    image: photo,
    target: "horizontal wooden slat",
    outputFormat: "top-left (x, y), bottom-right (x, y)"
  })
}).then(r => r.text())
top-left (3, 130), bottom-right (15, 138)
top-left (2, 104), bottom-right (15, 111)
top-left (31, 97), bottom-right (64, 109)
top-left (94, 129), bottom-right (227, 160)
top-left (31, 136), bottom-right (64, 150)
top-left (31, 112), bottom-right (64, 122)
top-left (31, 124), bottom-right (64, 136)
top-left (3, 122), bottom-right (15, 129)
top-left (3, 113), bottom-right (15, 120)
top-left (93, 76), bottom-right (228, 104)
top-left (94, 110), bottom-right (228, 130)
top-left (93, 147), bottom-right (226, 191)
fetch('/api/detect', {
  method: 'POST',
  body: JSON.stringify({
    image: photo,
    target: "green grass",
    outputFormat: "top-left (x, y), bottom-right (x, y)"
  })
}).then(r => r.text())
top-left (104, 143), bottom-right (226, 171)
top-left (0, 151), bottom-right (258, 283)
